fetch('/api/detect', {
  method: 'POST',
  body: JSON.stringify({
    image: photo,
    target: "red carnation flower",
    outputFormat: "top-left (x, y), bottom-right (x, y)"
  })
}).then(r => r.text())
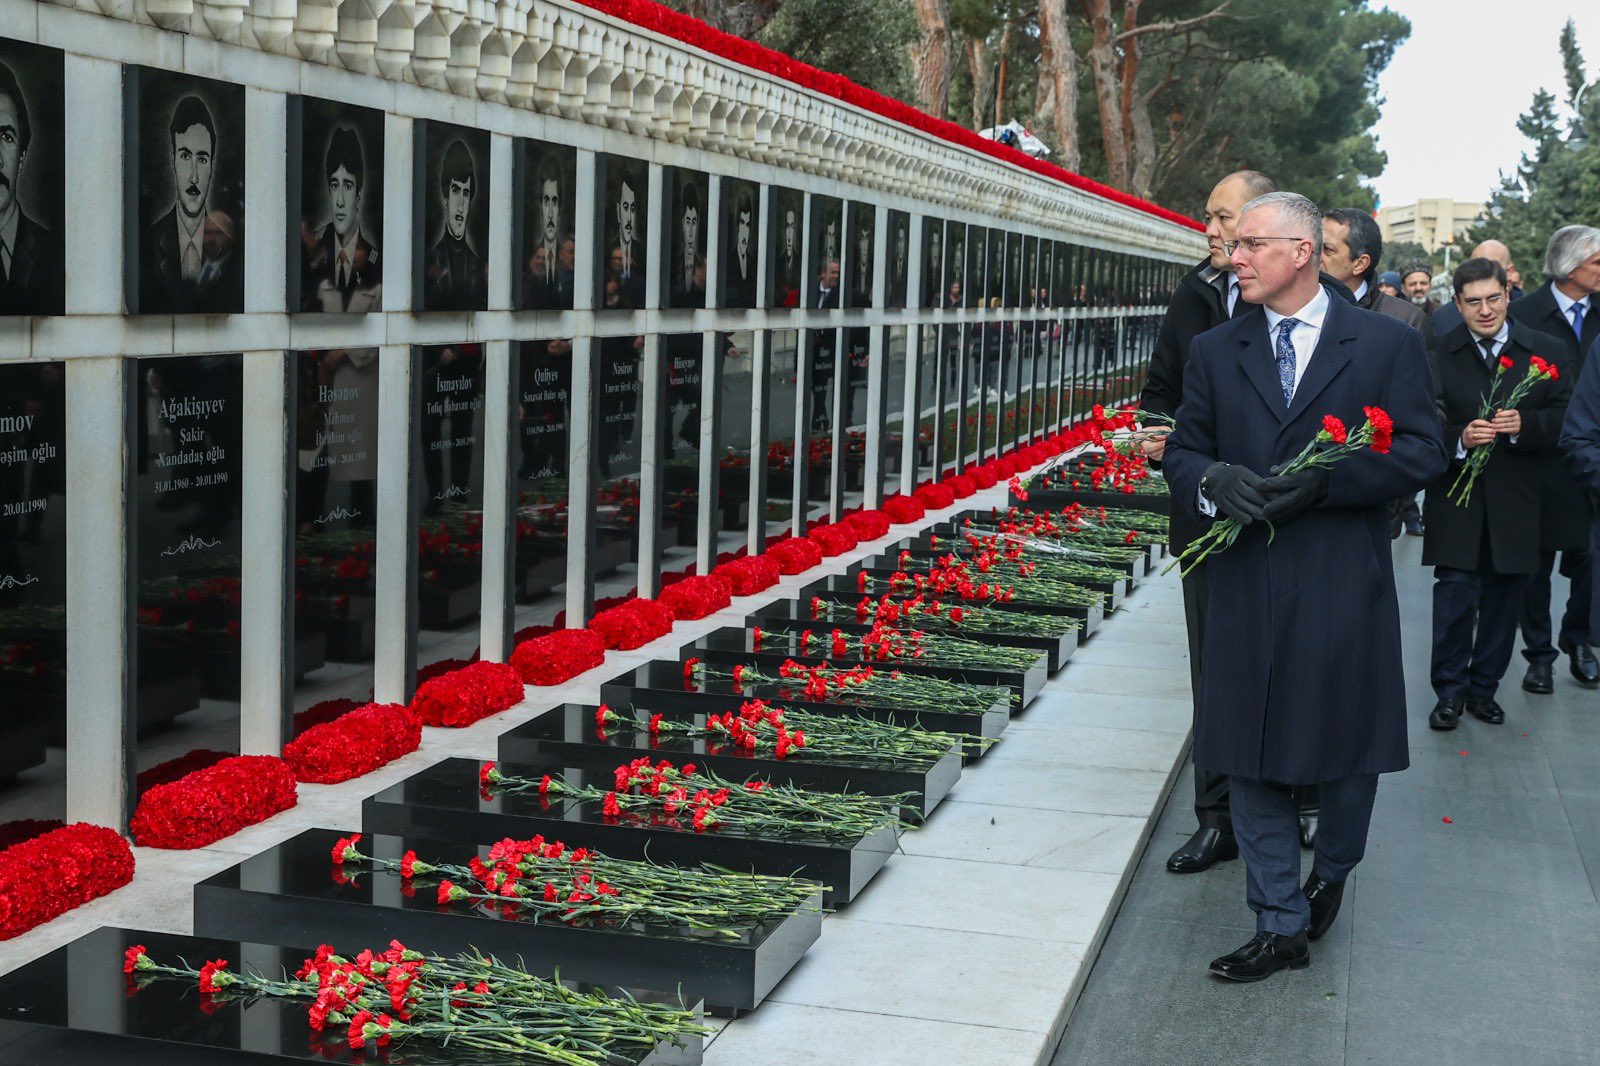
top-left (1321, 415), bottom-right (1348, 444)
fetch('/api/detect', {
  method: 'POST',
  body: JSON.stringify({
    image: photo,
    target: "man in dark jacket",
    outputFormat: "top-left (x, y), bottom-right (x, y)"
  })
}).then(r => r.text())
top-left (1557, 334), bottom-right (1600, 643)
top-left (1141, 170), bottom-right (1350, 874)
top-left (1320, 208), bottom-right (1426, 332)
top-left (1508, 225), bottom-right (1600, 692)
top-left (1423, 258), bottom-right (1569, 730)
top-left (1165, 191), bottom-right (1446, 980)
top-left (1429, 240), bottom-right (1523, 336)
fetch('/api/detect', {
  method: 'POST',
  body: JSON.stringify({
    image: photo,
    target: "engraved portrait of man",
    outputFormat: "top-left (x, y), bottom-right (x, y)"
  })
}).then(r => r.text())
top-left (422, 137), bottom-right (487, 311)
top-left (0, 55), bottom-right (62, 317)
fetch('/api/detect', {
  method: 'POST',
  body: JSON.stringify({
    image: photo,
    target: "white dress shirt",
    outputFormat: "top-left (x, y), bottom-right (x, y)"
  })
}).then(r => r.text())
top-left (1552, 281), bottom-right (1591, 337)
top-left (0, 206), bottom-right (17, 279)
top-left (176, 211), bottom-right (205, 281)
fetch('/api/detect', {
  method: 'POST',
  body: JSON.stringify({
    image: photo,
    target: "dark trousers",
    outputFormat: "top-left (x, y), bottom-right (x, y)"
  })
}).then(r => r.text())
top-left (1229, 773), bottom-right (1379, 936)
top-left (1432, 565), bottom-right (1527, 699)
top-left (1521, 548), bottom-right (1592, 665)
top-left (1180, 563), bottom-right (1232, 830)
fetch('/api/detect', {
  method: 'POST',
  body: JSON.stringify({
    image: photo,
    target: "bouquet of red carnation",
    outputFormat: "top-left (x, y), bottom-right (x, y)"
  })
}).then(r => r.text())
top-left (990, 456), bottom-right (1019, 477)
top-left (914, 483), bottom-right (957, 510)
top-left (881, 494), bottom-right (926, 523)
top-left (845, 509), bottom-right (891, 541)
top-left (808, 522), bottom-right (858, 556)
top-left (945, 473), bottom-right (977, 498)
top-left (1448, 354), bottom-right (1560, 506)
top-left (657, 574), bottom-right (734, 620)
top-left (588, 598), bottom-right (675, 650)
top-left (765, 537), bottom-right (824, 574)
top-left (0, 823), bottom-right (134, 939)
top-left (967, 465), bottom-right (1000, 489)
top-left (283, 703), bottom-right (421, 783)
top-left (410, 661), bottom-right (524, 727)
top-left (1167, 406), bottom-right (1396, 578)
top-left (136, 748), bottom-right (233, 796)
top-left (712, 555), bottom-right (782, 595)
top-left (130, 755), bottom-right (298, 849)
top-left (291, 697), bottom-right (363, 738)
top-left (511, 628), bottom-right (608, 684)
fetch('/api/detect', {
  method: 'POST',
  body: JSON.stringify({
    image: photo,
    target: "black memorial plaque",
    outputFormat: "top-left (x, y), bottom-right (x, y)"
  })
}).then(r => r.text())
top-left (288, 96), bottom-right (384, 314)
top-left (124, 68), bottom-right (246, 315)
top-left (845, 201), bottom-right (874, 308)
top-left (597, 154), bottom-right (648, 310)
top-left (414, 120), bottom-right (489, 313)
top-left (716, 329), bottom-right (756, 548)
top-left (885, 209), bottom-right (909, 309)
top-left (0, 361), bottom-right (66, 844)
top-left (515, 138), bottom-right (577, 311)
top-left (767, 185), bottom-right (802, 309)
top-left (659, 332), bottom-right (705, 573)
top-left (513, 338), bottom-right (572, 633)
top-left (663, 167), bottom-right (708, 310)
top-left (802, 329), bottom-right (837, 520)
top-left (591, 332), bottom-right (646, 601)
top-left (719, 177), bottom-right (759, 309)
top-left (807, 195), bottom-right (842, 310)
top-left (764, 329), bottom-right (800, 537)
top-left (920, 216), bottom-right (943, 309)
top-left (128, 353), bottom-right (244, 814)
top-left (945, 221), bottom-right (968, 307)
top-left (290, 350), bottom-right (379, 726)
top-left (882, 325), bottom-right (908, 498)
top-left (0, 39), bottom-right (64, 317)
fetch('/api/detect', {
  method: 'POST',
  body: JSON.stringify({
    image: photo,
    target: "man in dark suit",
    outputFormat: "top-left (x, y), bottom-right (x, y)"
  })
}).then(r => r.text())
top-left (1139, 170), bottom-right (1349, 874)
top-left (1165, 191), bottom-right (1446, 980)
top-left (139, 94), bottom-right (243, 315)
top-left (813, 258), bottom-right (840, 309)
top-left (1427, 239), bottom-right (1522, 336)
top-left (422, 139), bottom-right (486, 311)
top-left (1423, 258), bottom-right (1569, 730)
top-left (0, 60), bottom-right (62, 317)
top-left (302, 126), bottom-right (381, 314)
top-left (1557, 334), bottom-right (1600, 645)
top-left (1508, 225), bottom-right (1600, 692)
top-left (1401, 261), bottom-right (1440, 319)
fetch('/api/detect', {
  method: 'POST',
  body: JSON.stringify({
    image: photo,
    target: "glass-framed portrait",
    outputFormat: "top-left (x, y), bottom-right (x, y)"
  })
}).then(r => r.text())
top-left (288, 96), bottom-right (384, 314)
top-left (808, 194), bottom-right (843, 310)
top-left (985, 227), bottom-right (1005, 308)
top-left (596, 154), bottom-right (648, 311)
top-left (767, 186), bottom-right (803, 309)
top-left (964, 227), bottom-right (985, 308)
top-left (414, 120), bottom-right (489, 313)
top-left (884, 209), bottom-right (909, 309)
top-left (920, 216), bottom-right (944, 309)
top-left (662, 166), bottom-right (708, 310)
top-left (944, 222), bottom-right (967, 308)
top-left (845, 200), bottom-right (875, 308)
top-left (719, 176), bottom-right (759, 309)
top-left (0, 38), bottom-right (64, 317)
top-left (124, 67), bottom-right (245, 315)
top-left (1004, 232), bottom-right (1023, 308)
top-left (1023, 236), bottom-right (1040, 308)
top-left (514, 138), bottom-right (577, 311)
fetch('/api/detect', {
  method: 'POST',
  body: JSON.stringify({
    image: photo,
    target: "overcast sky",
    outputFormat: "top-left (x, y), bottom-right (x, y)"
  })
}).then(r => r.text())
top-left (1370, 1), bottom-right (1600, 208)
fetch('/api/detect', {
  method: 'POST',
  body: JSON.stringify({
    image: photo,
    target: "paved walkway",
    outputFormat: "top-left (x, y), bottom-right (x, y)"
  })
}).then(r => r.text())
top-left (1053, 537), bottom-right (1600, 1066)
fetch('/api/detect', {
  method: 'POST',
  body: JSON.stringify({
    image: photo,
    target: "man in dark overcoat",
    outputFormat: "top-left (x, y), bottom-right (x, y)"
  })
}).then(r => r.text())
top-left (1557, 333), bottom-right (1600, 640)
top-left (1165, 191), bottom-right (1447, 981)
top-left (1508, 225), bottom-right (1600, 692)
top-left (1423, 257), bottom-right (1570, 730)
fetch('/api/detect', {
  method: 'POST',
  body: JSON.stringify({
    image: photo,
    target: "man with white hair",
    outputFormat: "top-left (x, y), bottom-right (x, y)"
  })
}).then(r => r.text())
top-left (1165, 190), bottom-right (1446, 981)
top-left (1509, 225), bottom-right (1600, 693)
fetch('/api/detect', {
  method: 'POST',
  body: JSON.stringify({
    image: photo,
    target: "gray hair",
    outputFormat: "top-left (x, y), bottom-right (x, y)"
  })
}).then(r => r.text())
top-left (1240, 191), bottom-right (1323, 262)
top-left (1544, 225), bottom-right (1600, 280)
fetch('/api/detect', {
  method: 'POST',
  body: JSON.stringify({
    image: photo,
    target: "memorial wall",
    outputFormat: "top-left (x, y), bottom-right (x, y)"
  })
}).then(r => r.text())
top-left (0, 0), bottom-right (1201, 839)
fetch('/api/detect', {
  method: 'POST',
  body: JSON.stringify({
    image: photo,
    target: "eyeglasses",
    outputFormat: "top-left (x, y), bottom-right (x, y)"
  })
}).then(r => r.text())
top-left (1222, 236), bottom-right (1306, 256)
top-left (1459, 292), bottom-right (1506, 310)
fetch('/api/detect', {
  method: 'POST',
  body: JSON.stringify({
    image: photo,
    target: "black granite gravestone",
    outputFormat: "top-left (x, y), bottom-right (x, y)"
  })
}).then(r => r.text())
top-left (287, 97), bottom-right (384, 314)
top-left (663, 167), bottom-right (708, 310)
top-left (413, 121), bottom-right (489, 313)
top-left (596, 154), bottom-right (649, 311)
top-left (0, 39), bottom-right (64, 317)
top-left (766, 186), bottom-right (802, 310)
top-left (763, 329), bottom-right (800, 538)
top-left (514, 138), bottom-right (577, 311)
top-left (512, 339), bottom-right (571, 636)
top-left (720, 177), bottom-right (759, 310)
top-left (590, 333), bottom-right (645, 604)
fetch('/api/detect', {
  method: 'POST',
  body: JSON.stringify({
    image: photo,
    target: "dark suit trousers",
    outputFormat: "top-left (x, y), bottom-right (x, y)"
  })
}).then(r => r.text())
top-left (1432, 566), bottom-right (1528, 699)
top-left (1520, 549), bottom-right (1593, 664)
top-left (1229, 774), bottom-right (1378, 936)
top-left (1181, 565), bottom-right (1231, 830)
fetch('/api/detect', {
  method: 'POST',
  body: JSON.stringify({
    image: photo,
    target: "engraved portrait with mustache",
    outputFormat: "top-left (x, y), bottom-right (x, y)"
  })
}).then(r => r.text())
top-left (0, 58), bottom-right (62, 317)
top-left (139, 93), bottom-right (242, 314)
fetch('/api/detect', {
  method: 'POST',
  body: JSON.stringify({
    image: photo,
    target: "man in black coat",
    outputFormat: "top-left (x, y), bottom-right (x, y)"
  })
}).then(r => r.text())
top-left (1165, 191), bottom-right (1446, 981)
top-left (1423, 258), bottom-right (1569, 730)
top-left (1427, 239), bottom-right (1523, 336)
top-left (1140, 170), bottom-right (1349, 874)
top-left (1557, 334), bottom-right (1600, 642)
top-left (1508, 225), bottom-right (1600, 692)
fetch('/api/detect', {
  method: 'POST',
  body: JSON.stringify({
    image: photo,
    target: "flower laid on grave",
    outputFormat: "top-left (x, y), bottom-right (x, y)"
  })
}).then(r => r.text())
top-left (410, 661), bottom-right (524, 727)
top-left (130, 755), bottom-right (297, 849)
top-left (1449, 356), bottom-right (1559, 506)
top-left (1167, 406), bottom-right (1396, 578)
top-left (862, 561), bottom-right (1106, 611)
top-left (763, 537), bottom-right (824, 575)
top-left (330, 833), bottom-right (820, 936)
top-left (843, 509), bottom-right (891, 541)
top-left (686, 656), bottom-right (1008, 719)
top-left (953, 526), bottom-right (1145, 568)
top-left (587, 598), bottom-right (675, 650)
top-left (510, 628), bottom-right (608, 686)
top-left (752, 620), bottom-right (1041, 671)
top-left (807, 521), bottom-right (858, 557)
top-left (710, 555), bottom-right (782, 596)
top-left (487, 759), bottom-right (914, 844)
top-left (135, 748), bottom-right (234, 796)
top-left (282, 702), bottom-right (421, 784)
top-left (880, 494), bottom-right (927, 523)
top-left (912, 482), bottom-right (956, 510)
top-left (943, 473), bottom-right (978, 498)
top-left (0, 824), bottom-right (134, 940)
top-left (123, 938), bottom-right (710, 1061)
top-left (656, 575), bottom-right (734, 620)
top-left (810, 593), bottom-right (1082, 639)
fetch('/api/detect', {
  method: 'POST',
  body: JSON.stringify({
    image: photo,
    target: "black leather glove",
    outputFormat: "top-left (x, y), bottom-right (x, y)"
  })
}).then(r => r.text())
top-left (1258, 467), bottom-right (1330, 523)
top-left (1200, 462), bottom-right (1269, 525)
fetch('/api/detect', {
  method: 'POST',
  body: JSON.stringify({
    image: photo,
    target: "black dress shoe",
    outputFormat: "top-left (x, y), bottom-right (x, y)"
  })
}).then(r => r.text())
top-left (1404, 519), bottom-right (1425, 537)
top-left (1166, 827), bottom-right (1239, 874)
top-left (1465, 696), bottom-right (1505, 724)
top-left (1428, 697), bottom-right (1463, 730)
top-left (1566, 644), bottom-right (1600, 687)
top-left (1522, 662), bottom-right (1554, 694)
top-left (1303, 874), bottom-right (1345, 941)
top-left (1298, 813), bottom-right (1318, 850)
top-left (1209, 930), bottom-right (1310, 982)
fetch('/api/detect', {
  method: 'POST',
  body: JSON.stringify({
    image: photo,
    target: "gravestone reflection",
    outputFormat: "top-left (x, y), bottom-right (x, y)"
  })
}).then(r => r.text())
top-left (513, 340), bottom-right (571, 634)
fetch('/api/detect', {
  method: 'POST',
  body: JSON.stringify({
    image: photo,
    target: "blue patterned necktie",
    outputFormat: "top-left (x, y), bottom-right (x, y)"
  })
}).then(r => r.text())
top-left (1274, 317), bottom-right (1300, 404)
top-left (1573, 302), bottom-right (1586, 342)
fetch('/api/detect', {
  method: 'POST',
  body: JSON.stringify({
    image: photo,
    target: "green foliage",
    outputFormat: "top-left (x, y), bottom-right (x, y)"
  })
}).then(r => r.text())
top-left (756, 0), bottom-right (917, 100)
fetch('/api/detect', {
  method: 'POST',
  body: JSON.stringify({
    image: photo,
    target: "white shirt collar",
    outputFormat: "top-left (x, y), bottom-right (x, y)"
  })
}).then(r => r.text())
top-left (1469, 321), bottom-right (1511, 350)
top-left (1263, 285), bottom-right (1331, 336)
top-left (176, 211), bottom-right (204, 265)
top-left (1353, 280), bottom-right (1368, 303)
top-left (1552, 281), bottom-right (1590, 315)
top-left (0, 206), bottom-right (17, 274)
top-left (336, 226), bottom-right (361, 261)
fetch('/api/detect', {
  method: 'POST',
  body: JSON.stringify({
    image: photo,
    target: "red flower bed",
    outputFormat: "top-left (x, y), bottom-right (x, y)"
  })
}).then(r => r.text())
top-left (411, 661), bottom-right (526, 727)
top-left (130, 756), bottom-right (298, 849)
top-left (991, 456), bottom-right (1019, 477)
top-left (657, 575), bottom-right (734, 620)
top-left (968, 465), bottom-right (1000, 490)
top-left (282, 703), bottom-right (421, 784)
top-left (712, 556), bottom-right (782, 596)
top-left (765, 537), bottom-right (823, 574)
top-left (291, 698), bottom-right (363, 738)
top-left (0, 823), bottom-right (135, 940)
top-left (589, 598), bottom-right (675, 650)
top-left (808, 522), bottom-right (858, 557)
top-left (914, 483), bottom-right (957, 510)
top-left (416, 657), bottom-right (477, 688)
top-left (570, 1), bottom-right (1201, 233)
top-left (881, 494), bottom-right (927, 523)
top-left (136, 749), bottom-right (233, 797)
top-left (845, 509), bottom-right (892, 541)
top-left (511, 628), bottom-right (608, 685)
top-left (946, 474), bottom-right (978, 498)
